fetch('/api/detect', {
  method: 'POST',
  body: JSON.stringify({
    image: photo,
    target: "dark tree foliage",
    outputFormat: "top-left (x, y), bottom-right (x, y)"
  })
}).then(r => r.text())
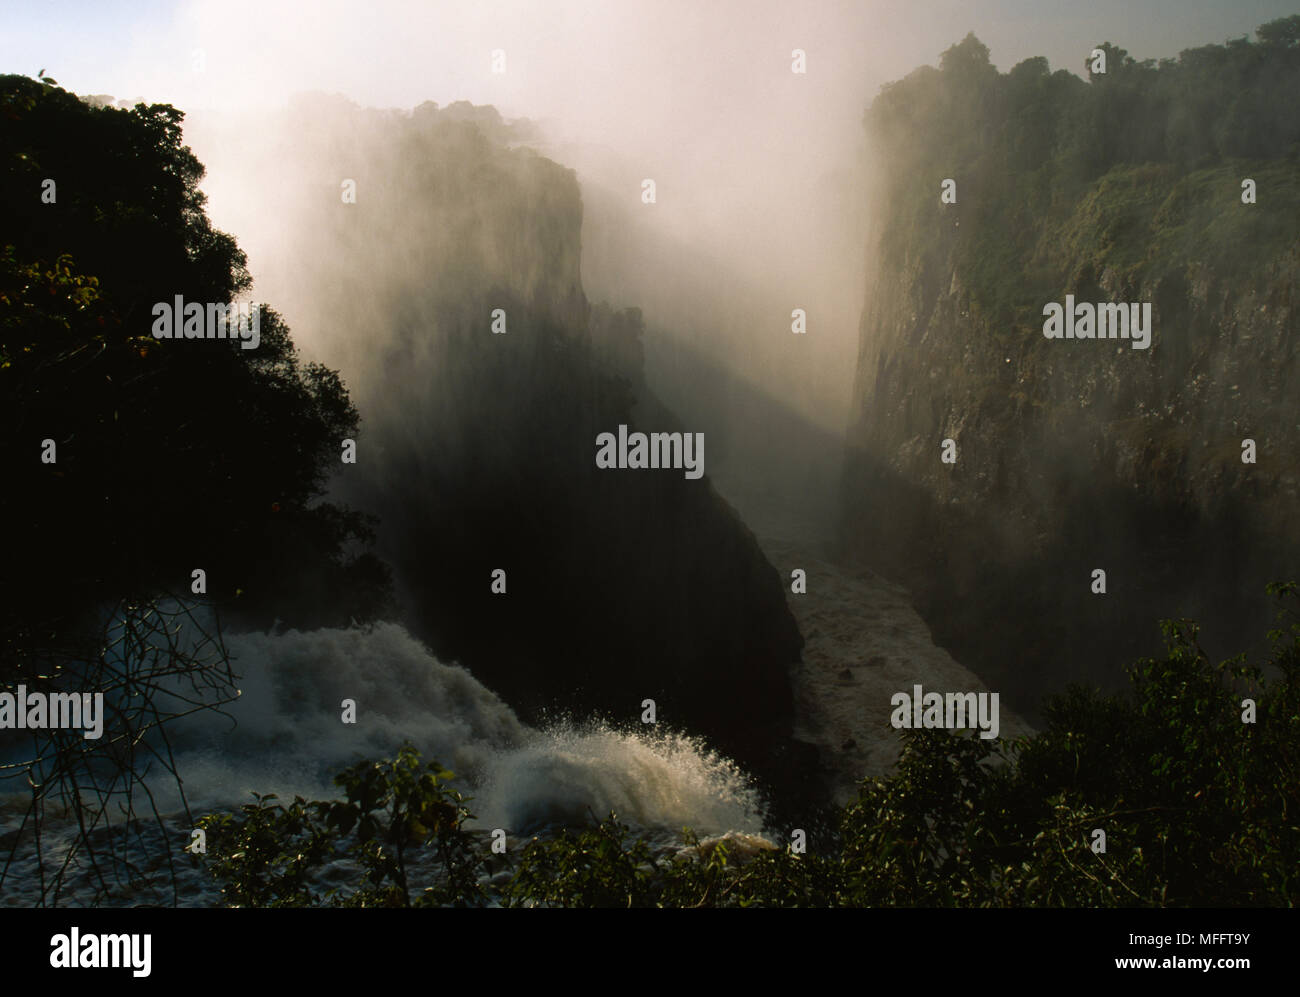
top-left (0, 74), bottom-right (393, 683)
top-left (201, 585), bottom-right (1300, 907)
top-left (866, 17), bottom-right (1300, 322)
top-left (0, 73), bottom-right (394, 905)
top-left (198, 746), bottom-right (485, 908)
top-left (872, 18), bottom-right (1300, 178)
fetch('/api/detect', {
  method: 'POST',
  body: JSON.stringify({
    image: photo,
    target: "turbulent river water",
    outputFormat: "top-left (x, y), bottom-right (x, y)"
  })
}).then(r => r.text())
top-left (1, 464), bottom-right (1029, 906)
top-left (0, 620), bottom-right (768, 906)
top-left (707, 462), bottom-right (1033, 807)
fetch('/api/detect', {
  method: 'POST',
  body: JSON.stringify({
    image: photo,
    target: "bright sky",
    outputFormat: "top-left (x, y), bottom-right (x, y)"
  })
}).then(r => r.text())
top-left (6, 1), bottom-right (1294, 119)
top-left (6, 0), bottom-right (1294, 427)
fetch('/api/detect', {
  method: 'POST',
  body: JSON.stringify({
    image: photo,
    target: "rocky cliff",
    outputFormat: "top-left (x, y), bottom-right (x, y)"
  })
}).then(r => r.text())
top-left (842, 34), bottom-right (1300, 713)
top-left (188, 96), bottom-right (811, 803)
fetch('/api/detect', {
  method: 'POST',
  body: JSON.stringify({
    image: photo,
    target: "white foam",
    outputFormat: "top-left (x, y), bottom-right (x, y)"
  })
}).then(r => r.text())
top-left (153, 620), bottom-right (762, 834)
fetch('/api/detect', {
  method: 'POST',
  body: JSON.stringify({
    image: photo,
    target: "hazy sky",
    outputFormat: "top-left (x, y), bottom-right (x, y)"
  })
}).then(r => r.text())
top-left (5, 0), bottom-right (1296, 435)
top-left (8, 2), bottom-right (1294, 109)
top-left (10, 0), bottom-right (1293, 260)
top-left (8, 1), bottom-right (1295, 171)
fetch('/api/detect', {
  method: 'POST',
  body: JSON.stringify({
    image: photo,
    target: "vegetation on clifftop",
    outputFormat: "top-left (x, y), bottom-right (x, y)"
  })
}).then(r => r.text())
top-left (200, 584), bottom-right (1300, 907)
top-left (866, 18), bottom-right (1300, 333)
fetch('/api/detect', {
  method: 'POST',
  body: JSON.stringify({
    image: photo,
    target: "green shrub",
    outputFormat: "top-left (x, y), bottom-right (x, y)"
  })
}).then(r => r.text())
top-left (200, 585), bottom-right (1299, 907)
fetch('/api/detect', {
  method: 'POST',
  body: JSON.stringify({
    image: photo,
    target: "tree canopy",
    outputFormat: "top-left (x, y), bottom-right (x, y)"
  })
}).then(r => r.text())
top-left (0, 74), bottom-right (392, 682)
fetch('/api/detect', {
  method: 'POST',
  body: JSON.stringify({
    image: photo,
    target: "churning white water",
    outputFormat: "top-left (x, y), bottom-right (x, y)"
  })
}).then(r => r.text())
top-left (172, 622), bottom-right (764, 833)
top-left (0, 615), bottom-right (765, 905)
top-left (0, 615), bottom-right (763, 840)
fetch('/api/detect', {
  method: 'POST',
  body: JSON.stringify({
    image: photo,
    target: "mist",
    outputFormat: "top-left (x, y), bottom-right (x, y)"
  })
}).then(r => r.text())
top-left (5, 0), bottom-right (1299, 914)
top-left (71, 0), bottom-right (1287, 724)
top-left (0, 0), bottom-right (1254, 548)
top-left (164, 2), bottom-right (882, 550)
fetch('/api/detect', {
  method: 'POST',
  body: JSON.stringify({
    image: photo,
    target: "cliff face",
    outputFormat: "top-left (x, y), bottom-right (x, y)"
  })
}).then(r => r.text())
top-left (192, 97), bottom-right (808, 798)
top-left (842, 40), bottom-right (1300, 713)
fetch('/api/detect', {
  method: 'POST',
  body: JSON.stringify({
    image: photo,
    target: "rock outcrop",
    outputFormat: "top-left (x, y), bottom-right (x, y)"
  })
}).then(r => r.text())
top-left (841, 36), bottom-right (1300, 715)
top-left (190, 96), bottom-right (809, 799)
